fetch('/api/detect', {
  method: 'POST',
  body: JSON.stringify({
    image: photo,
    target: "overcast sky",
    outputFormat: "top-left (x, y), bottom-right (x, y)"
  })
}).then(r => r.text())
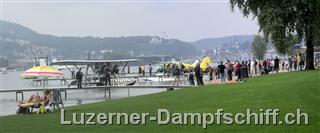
top-left (1, 0), bottom-right (259, 42)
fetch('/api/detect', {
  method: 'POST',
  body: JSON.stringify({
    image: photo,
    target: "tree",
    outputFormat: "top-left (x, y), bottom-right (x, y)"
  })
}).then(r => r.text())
top-left (285, 35), bottom-right (300, 56)
top-left (252, 35), bottom-right (267, 60)
top-left (230, 0), bottom-right (320, 70)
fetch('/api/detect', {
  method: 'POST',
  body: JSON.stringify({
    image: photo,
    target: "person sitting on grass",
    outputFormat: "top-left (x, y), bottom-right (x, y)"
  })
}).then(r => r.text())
top-left (18, 89), bottom-right (51, 109)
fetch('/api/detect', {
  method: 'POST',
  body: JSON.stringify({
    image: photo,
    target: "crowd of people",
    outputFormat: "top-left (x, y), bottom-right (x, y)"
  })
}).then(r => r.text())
top-left (190, 54), bottom-right (306, 85)
top-left (138, 64), bottom-right (153, 76)
top-left (72, 53), bottom-right (306, 87)
top-left (161, 54), bottom-right (306, 86)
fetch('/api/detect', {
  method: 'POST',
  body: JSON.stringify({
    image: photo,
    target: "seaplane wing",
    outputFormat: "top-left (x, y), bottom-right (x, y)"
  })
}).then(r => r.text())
top-left (51, 59), bottom-right (139, 65)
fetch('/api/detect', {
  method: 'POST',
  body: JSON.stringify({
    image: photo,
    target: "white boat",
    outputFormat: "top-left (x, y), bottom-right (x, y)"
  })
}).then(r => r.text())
top-left (142, 77), bottom-right (175, 82)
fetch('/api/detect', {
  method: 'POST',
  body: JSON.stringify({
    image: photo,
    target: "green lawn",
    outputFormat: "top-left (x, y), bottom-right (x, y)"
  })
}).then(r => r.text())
top-left (1, 71), bottom-right (319, 133)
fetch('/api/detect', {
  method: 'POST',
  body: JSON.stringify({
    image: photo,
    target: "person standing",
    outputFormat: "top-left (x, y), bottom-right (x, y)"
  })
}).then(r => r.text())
top-left (166, 64), bottom-right (171, 77)
top-left (298, 53), bottom-right (304, 71)
top-left (261, 60), bottom-right (267, 75)
top-left (173, 65), bottom-right (181, 86)
top-left (254, 59), bottom-right (258, 74)
top-left (76, 68), bottom-right (84, 88)
top-left (199, 67), bottom-right (204, 85)
top-left (247, 60), bottom-right (251, 75)
top-left (104, 65), bottom-right (111, 86)
top-left (170, 64), bottom-right (175, 77)
top-left (250, 59), bottom-right (256, 76)
top-left (293, 57), bottom-right (298, 70)
top-left (274, 56), bottom-right (280, 73)
top-left (112, 65), bottom-right (119, 75)
top-left (188, 69), bottom-right (195, 85)
top-left (214, 66), bottom-right (219, 80)
top-left (226, 60), bottom-right (233, 81)
top-left (194, 63), bottom-right (204, 85)
top-left (270, 59), bottom-right (275, 73)
top-left (208, 66), bottom-right (213, 80)
top-left (234, 61), bottom-right (240, 81)
top-left (258, 61), bottom-right (262, 74)
top-left (266, 59), bottom-right (270, 72)
top-left (138, 65), bottom-right (142, 76)
top-left (148, 64), bottom-right (153, 76)
top-left (288, 57), bottom-right (293, 71)
top-left (127, 65), bottom-right (130, 74)
top-left (218, 61), bottom-right (226, 82)
top-left (71, 70), bottom-right (75, 79)
top-left (281, 60), bottom-right (285, 71)
top-left (141, 65), bottom-right (145, 77)
top-left (241, 61), bottom-right (248, 79)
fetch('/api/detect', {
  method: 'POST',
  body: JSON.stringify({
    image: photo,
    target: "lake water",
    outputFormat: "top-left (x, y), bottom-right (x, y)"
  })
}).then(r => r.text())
top-left (0, 67), bottom-right (182, 116)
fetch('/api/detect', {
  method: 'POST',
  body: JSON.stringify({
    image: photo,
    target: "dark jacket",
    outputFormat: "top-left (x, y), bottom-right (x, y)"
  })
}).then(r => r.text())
top-left (76, 71), bottom-right (83, 80)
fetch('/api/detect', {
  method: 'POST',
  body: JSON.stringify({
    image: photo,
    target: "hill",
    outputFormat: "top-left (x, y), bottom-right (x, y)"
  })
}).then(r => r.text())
top-left (1, 20), bottom-right (264, 68)
top-left (192, 35), bottom-right (255, 50)
top-left (1, 20), bottom-right (198, 64)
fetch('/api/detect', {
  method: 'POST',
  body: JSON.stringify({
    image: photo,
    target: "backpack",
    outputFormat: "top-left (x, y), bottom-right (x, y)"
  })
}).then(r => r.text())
top-left (188, 73), bottom-right (194, 80)
top-left (174, 67), bottom-right (181, 76)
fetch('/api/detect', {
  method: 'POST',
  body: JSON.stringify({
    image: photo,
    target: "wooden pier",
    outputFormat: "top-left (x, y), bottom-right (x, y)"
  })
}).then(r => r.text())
top-left (0, 85), bottom-right (191, 101)
top-left (30, 74), bottom-right (184, 87)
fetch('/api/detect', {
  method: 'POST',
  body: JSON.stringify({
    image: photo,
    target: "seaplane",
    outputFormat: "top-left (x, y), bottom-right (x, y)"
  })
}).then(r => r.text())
top-left (155, 56), bottom-right (212, 73)
top-left (142, 57), bottom-right (212, 82)
top-left (50, 59), bottom-right (139, 87)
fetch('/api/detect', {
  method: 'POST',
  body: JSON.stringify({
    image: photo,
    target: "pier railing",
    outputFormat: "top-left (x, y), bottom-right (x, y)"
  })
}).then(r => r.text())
top-left (0, 85), bottom-right (191, 101)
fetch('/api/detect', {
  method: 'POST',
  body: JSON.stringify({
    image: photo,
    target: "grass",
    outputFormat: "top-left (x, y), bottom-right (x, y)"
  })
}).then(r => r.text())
top-left (0, 70), bottom-right (319, 133)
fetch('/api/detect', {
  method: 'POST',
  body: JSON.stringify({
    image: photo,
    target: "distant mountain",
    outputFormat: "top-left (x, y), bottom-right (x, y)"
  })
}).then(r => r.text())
top-left (1, 21), bottom-right (198, 66)
top-left (1, 20), bottom-right (259, 68)
top-left (192, 35), bottom-right (255, 51)
top-left (191, 35), bottom-right (256, 61)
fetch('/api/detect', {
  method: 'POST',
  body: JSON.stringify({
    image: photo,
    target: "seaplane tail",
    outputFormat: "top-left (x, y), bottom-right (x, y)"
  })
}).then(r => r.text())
top-left (182, 59), bottom-right (198, 69)
top-left (181, 57), bottom-right (211, 71)
top-left (200, 56), bottom-right (212, 71)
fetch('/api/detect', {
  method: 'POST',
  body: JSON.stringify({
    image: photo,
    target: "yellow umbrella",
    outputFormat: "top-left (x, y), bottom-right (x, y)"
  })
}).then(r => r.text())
top-left (21, 66), bottom-right (64, 88)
